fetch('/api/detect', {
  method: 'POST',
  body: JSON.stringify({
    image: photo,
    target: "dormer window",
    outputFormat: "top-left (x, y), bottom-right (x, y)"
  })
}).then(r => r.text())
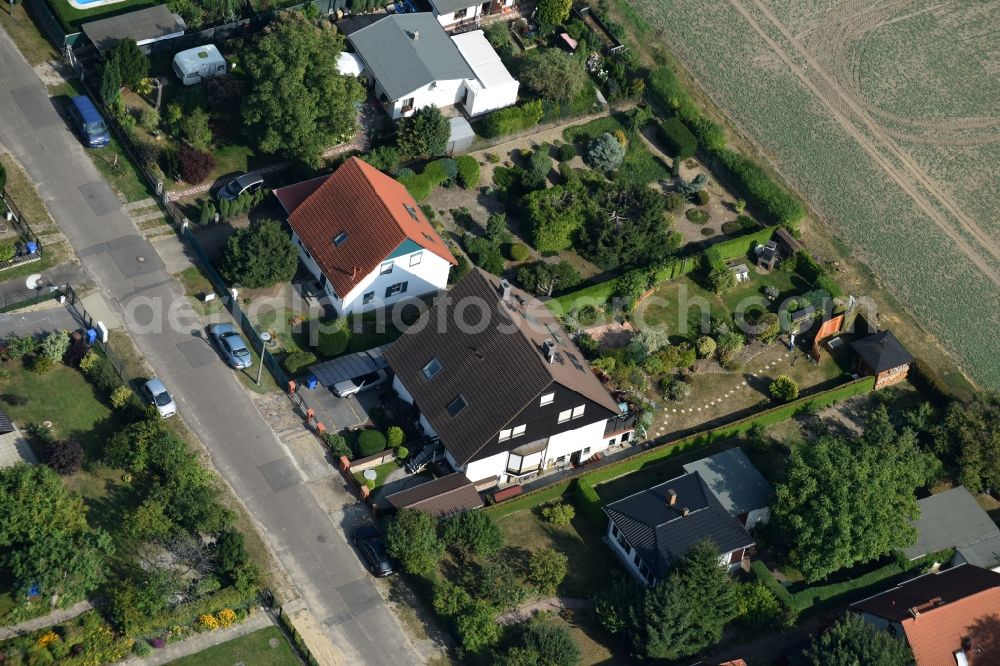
top-left (333, 231), bottom-right (348, 246)
top-left (499, 424), bottom-right (526, 442)
top-left (380, 261), bottom-right (393, 274)
top-left (404, 204), bottom-right (418, 220)
top-left (410, 251), bottom-right (423, 267)
top-left (571, 405), bottom-right (585, 419)
top-left (540, 392), bottom-right (554, 406)
top-left (447, 395), bottom-right (467, 417)
top-left (422, 357), bottom-right (442, 379)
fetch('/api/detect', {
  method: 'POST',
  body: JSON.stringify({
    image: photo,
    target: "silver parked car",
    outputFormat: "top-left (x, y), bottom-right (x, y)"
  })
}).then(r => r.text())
top-left (208, 323), bottom-right (253, 369)
top-left (333, 368), bottom-right (388, 398)
top-left (142, 378), bottom-right (177, 418)
top-left (216, 171), bottom-right (264, 202)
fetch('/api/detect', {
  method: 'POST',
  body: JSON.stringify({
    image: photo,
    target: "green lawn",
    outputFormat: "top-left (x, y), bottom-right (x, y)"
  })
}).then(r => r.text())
top-left (496, 506), bottom-right (617, 599)
top-left (0, 360), bottom-right (121, 459)
top-left (561, 114), bottom-right (670, 186)
top-left (353, 459), bottom-right (403, 488)
top-left (166, 626), bottom-right (299, 666)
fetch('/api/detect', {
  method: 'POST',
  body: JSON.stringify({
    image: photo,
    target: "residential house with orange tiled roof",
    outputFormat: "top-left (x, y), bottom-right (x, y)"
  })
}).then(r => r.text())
top-left (851, 564), bottom-right (1000, 665)
top-left (273, 157), bottom-right (456, 316)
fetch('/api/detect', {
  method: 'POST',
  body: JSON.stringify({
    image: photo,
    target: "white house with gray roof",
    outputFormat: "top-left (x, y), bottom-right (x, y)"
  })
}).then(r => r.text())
top-left (427, 0), bottom-right (516, 30)
top-left (345, 14), bottom-right (517, 119)
top-left (905, 486), bottom-right (1000, 572)
top-left (682, 447), bottom-right (773, 529)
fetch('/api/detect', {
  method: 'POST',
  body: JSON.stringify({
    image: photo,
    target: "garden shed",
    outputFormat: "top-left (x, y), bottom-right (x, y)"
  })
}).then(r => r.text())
top-left (447, 116), bottom-right (474, 154)
top-left (172, 45), bottom-right (227, 85)
top-left (82, 5), bottom-right (185, 54)
top-left (451, 30), bottom-right (520, 116)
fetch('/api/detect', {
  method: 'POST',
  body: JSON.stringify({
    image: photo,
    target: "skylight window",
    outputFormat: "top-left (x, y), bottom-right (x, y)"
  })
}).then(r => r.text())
top-left (447, 395), bottom-right (468, 417)
top-left (404, 204), bottom-right (419, 220)
top-left (333, 231), bottom-right (348, 246)
top-left (422, 357), bottom-right (442, 380)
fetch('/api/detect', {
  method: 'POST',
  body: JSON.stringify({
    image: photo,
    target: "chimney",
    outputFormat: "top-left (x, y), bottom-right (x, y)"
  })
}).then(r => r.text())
top-left (681, 507), bottom-right (690, 517)
top-left (500, 278), bottom-right (512, 302)
top-left (412, 30), bottom-right (419, 40)
top-left (352, 266), bottom-right (358, 278)
top-left (666, 489), bottom-right (677, 506)
top-left (543, 339), bottom-right (557, 364)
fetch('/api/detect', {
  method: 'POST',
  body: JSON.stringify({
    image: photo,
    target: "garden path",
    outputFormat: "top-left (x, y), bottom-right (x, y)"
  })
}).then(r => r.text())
top-left (117, 606), bottom-right (274, 665)
top-left (0, 601), bottom-right (92, 640)
top-left (498, 596), bottom-right (593, 625)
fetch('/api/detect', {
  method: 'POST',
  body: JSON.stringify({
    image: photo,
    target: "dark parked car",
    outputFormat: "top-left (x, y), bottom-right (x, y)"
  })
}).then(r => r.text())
top-left (216, 171), bottom-right (264, 201)
top-left (208, 323), bottom-right (252, 369)
top-left (67, 95), bottom-right (110, 148)
top-left (353, 526), bottom-right (394, 577)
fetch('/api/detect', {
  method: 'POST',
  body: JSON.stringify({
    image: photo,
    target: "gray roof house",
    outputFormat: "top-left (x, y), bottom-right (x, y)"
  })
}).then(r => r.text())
top-left (906, 486), bottom-right (1000, 571)
top-left (604, 471), bottom-right (755, 585)
top-left (682, 447), bottom-right (773, 528)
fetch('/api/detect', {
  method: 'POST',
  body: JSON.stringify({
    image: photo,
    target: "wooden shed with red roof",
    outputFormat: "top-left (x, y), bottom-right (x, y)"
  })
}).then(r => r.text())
top-left (274, 157), bottom-right (456, 315)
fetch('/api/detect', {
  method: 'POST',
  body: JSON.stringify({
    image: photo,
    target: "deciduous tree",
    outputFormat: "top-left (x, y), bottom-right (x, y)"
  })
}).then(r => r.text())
top-left (385, 509), bottom-right (444, 576)
top-left (520, 50), bottom-right (588, 103)
top-left (535, 0), bottom-right (572, 26)
top-left (396, 105), bottom-right (450, 158)
top-left (242, 13), bottom-right (365, 166)
top-left (218, 218), bottom-right (298, 288)
top-left (526, 182), bottom-right (588, 254)
top-left (442, 510), bottom-right (503, 558)
top-left (803, 614), bottom-right (913, 666)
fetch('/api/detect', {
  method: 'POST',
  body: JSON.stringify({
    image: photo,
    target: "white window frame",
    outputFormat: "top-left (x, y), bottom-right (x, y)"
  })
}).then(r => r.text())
top-left (499, 428), bottom-right (512, 442)
top-left (422, 357), bottom-right (442, 380)
top-left (511, 424), bottom-right (526, 438)
top-left (409, 251), bottom-right (423, 267)
top-left (380, 261), bottom-right (393, 274)
top-left (539, 392), bottom-right (555, 406)
top-left (362, 291), bottom-right (375, 305)
top-left (571, 404), bottom-right (585, 419)
top-left (557, 409), bottom-right (572, 424)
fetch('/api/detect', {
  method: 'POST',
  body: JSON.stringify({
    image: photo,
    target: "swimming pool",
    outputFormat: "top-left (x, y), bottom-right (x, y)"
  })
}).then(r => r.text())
top-left (68, 0), bottom-right (129, 9)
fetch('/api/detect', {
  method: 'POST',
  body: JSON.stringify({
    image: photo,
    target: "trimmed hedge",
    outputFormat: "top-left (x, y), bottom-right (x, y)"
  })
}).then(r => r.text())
top-left (481, 100), bottom-right (545, 138)
top-left (658, 117), bottom-right (697, 160)
top-left (710, 225), bottom-right (775, 261)
top-left (549, 280), bottom-right (619, 314)
top-left (750, 561), bottom-right (797, 615)
top-left (796, 250), bottom-right (825, 283)
top-left (572, 477), bottom-right (605, 530)
top-left (456, 155), bottom-right (480, 189)
top-left (357, 429), bottom-right (387, 457)
top-left (715, 149), bottom-right (806, 229)
top-left (485, 479), bottom-right (574, 518)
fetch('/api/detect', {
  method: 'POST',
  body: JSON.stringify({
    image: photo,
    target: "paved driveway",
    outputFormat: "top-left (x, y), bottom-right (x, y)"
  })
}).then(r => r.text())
top-left (0, 30), bottom-right (420, 665)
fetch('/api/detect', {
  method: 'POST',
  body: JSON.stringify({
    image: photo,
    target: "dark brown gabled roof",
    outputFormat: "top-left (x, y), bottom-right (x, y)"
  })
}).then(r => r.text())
top-left (851, 330), bottom-right (913, 373)
top-left (851, 564), bottom-right (1000, 623)
top-left (385, 473), bottom-right (483, 516)
top-left (384, 269), bottom-right (619, 466)
top-left (275, 157), bottom-right (456, 299)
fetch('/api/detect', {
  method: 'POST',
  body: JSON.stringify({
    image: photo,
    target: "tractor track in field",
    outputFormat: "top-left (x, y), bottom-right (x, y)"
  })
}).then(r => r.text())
top-left (722, 0), bottom-right (1000, 290)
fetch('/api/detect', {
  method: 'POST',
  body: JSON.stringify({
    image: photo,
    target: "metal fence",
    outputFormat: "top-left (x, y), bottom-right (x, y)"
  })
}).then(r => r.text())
top-left (0, 285), bottom-right (61, 314)
top-left (62, 283), bottom-right (132, 382)
top-left (1, 189), bottom-right (43, 255)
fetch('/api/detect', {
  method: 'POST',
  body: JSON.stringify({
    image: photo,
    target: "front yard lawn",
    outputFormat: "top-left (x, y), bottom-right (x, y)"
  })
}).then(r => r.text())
top-left (159, 626), bottom-right (299, 666)
top-left (353, 459), bottom-right (403, 489)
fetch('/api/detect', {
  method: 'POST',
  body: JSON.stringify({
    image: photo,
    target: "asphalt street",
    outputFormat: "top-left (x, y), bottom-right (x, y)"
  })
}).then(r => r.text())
top-left (0, 28), bottom-right (419, 665)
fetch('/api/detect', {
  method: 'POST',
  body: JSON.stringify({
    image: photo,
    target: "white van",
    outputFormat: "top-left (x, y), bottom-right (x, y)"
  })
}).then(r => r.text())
top-left (172, 44), bottom-right (227, 85)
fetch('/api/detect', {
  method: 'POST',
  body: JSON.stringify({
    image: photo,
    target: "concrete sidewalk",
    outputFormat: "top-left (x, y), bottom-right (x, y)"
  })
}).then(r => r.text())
top-left (118, 607), bottom-right (274, 666)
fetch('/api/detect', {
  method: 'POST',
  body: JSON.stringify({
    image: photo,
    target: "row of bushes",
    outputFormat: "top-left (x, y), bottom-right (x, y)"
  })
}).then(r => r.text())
top-left (658, 116), bottom-right (697, 160)
top-left (485, 376), bottom-right (876, 518)
top-left (397, 156), bottom-right (478, 201)
top-left (481, 100), bottom-right (545, 138)
top-left (646, 66), bottom-right (806, 229)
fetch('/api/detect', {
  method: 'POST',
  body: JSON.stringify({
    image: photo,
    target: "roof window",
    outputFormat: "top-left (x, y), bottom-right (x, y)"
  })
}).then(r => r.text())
top-left (422, 357), bottom-right (442, 380)
top-left (333, 231), bottom-right (348, 246)
top-left (447, 395), bottom-right (468, 417)
top-left (404, 204), bottom-right (419, 220)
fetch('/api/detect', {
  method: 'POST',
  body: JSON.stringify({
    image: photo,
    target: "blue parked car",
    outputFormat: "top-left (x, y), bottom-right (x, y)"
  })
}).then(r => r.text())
top-left (208, 323), bottom-right (253, 370)
top-left (67, 95), bottom-right (110, 148)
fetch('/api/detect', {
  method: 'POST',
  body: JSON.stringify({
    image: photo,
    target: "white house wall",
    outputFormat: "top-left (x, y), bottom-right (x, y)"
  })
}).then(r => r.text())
top-left (291, 231), bottom-right (344, 312)
top-left (462, 450), bottom-right (509, 484)
top-left (435, 4), bottom-right (482, 29)
top-left (390, 79), bottom-right (466, 119)
top-left (462, 80), bottom-right (519, 116)
top-left (340, 250), bottom-right (451, 315)
top-left (393, 375), bottom-right (415, 405)
top-left (544, 419), bottom-right (610, 467)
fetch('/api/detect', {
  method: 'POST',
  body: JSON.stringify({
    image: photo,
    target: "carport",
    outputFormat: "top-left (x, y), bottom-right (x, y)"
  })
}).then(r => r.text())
top-left (307, 347), bottom-right (388, 387)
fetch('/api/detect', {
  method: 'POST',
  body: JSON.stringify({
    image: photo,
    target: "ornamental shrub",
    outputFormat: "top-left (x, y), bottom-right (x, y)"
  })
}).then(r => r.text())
top-left (695, 190), bottom-right (710, 206)
top-left (696, 336), bottom-right (717, 358)
top-left (317, 327), bottom-right (350, 357)
top-left (322, 432), bottom-right (352, 460)
top-left (110, 385), bottom-right (132, 409)
top-left (456, 155), bottom-right (480, 189)
top-left (481, 100), bottom-right (544, 137)
top-left (586, 132), bottom-right (626, 171)
top-left (557, 143), bottom-right (576, 161)
top-left (509, 243), bottom-right (530, 261)
top-left (178, 144), bottom-right (216, 184)
top-left (357, 429), bottom-right (387, 457)
top-left (769, 375), bottom-right (799, 402)
top-left (39, 330), bottom-right (70, 362)
top-left (396, 446), bottom-right (409, 459)
top-left (5, 334), bottom-right (38, 359)
top-left (284, 350), bottom-right (317, 375)
top-left (46, 439), bottom-right (84, 475)
top-left (30, 355), bottom-right (53, 374)
top-left (386, 426), bottom-right (405, 449)
top-left (541, 502), bottom-right (575, 525)
top-left (686, 209), bottom-right (709, 224)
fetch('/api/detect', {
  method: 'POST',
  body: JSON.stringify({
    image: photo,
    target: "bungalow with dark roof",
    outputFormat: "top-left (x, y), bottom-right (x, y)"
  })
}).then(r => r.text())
top-left (273, 157), bottom-right (456, 316)
top-left (603, 471), bottom-right (756, 586)
top-left (384, 269), bottom-right (634, 488)
top-left (851, 329), bottom-right (913, 389)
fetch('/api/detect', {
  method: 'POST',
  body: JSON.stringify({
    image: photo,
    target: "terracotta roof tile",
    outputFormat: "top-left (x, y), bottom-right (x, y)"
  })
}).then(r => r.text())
top-left (902, 587), bottom-right (1000, 665)
top-left (278, 157), bottom-right (455, 298)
